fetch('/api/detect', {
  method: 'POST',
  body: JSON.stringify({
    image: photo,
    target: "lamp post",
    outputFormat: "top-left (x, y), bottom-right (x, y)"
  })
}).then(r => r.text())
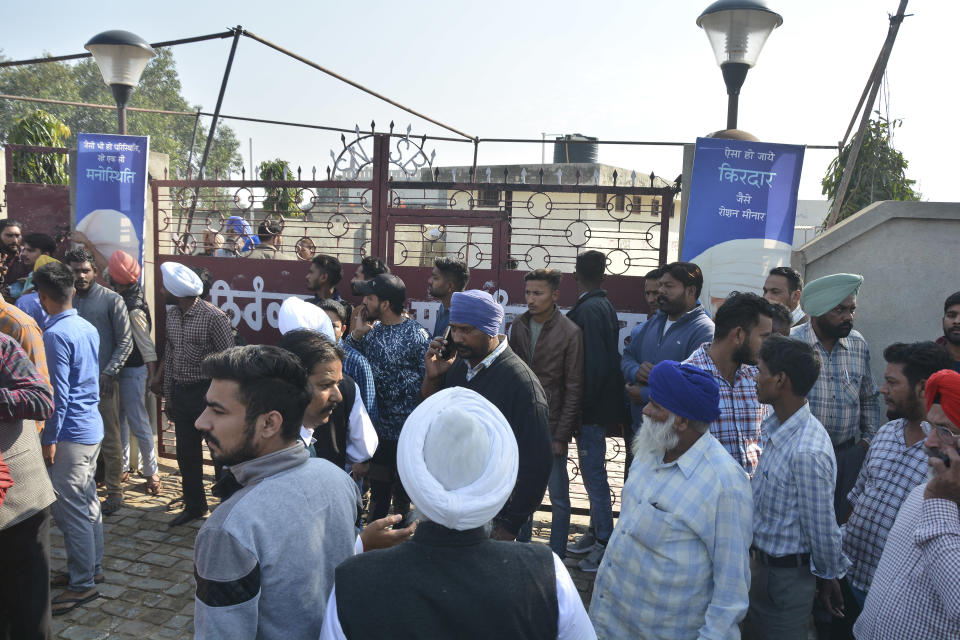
top-left (697, 0), bottom-right (782, 131)
top-left (84, 30), bottom-right (156, 135)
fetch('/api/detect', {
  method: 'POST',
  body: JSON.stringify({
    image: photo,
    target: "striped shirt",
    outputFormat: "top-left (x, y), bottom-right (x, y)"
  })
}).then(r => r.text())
top-left (340, 343), bottom-right (378, 425)
top-left (162, 298), bottom-right (234, 402)
top-left (790, 323), bottom-right (883, 445)
top-left (684, 343), bottom-right (765, 477)
top-left (842, 419), bottom-right (930, 591)
top-left (0, 333), bottom-right (53, 424)
top-left (590, 432), bottom-right (752, 639)
top-left (0, 299), bottom-right (49, 386)
top-left (853, 485), bottom-right (960, 639)
top-left (752, 403), bottom-right (850, 579)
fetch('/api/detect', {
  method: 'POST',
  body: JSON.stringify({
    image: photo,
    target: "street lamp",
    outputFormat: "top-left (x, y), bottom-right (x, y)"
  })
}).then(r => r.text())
top-left (697, 0), bottom-right (782, 131)
top-left (84, 30), bottom-right (156, 135)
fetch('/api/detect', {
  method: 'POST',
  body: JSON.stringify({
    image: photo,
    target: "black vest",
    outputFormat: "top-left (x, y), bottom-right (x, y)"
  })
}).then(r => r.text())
top-left (334, 522), bottom-right (559, 639)
top-left (120, 286), bottom-right (151, 369)
top-left (312, 374), bottom-right (356, 468)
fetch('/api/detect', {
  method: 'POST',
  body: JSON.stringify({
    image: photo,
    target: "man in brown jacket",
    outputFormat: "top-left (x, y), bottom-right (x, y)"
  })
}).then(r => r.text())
top-left (509, 268), bottom-right (584, 554)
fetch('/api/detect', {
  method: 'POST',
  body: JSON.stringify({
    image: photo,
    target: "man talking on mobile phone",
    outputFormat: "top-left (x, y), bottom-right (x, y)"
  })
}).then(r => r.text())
top-left (422, 289), bottom-right (552, 542)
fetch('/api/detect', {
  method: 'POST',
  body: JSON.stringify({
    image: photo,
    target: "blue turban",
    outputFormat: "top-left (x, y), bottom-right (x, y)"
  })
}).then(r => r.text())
top-left (449, 290), bottom-right (504, 337)
top-left (800, 273), bottom-right (863, 317)
top-left (648, 360), bottom-right (721, 423)
top-left (226, 216), bottom-right (260, 252)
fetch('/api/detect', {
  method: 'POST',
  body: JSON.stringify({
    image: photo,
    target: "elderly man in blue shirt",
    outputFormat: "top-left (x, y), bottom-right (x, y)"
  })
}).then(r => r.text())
top-left (590, 360), bottom-right (752, 640)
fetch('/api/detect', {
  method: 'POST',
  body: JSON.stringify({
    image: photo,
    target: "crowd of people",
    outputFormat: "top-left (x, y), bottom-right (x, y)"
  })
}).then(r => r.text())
top-left (0, 213), bottom-right (958, 639)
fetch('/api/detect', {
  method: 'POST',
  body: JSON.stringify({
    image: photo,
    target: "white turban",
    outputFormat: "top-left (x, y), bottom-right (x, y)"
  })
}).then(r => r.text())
top-left (398, 387), bottom-right (518, 531)
top-left (160, 262), bottom-right (203, 298)
top-left (692, 237), bottom-right (792, 316)
top-left (277, 296), bottom-right (335, 340)
top-left (76, 209), bottom-right (140, 265)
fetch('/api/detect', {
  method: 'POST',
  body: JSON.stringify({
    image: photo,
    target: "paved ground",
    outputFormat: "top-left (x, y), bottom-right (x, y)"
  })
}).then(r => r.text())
top-left (50, 443), bottom-right (627, 639)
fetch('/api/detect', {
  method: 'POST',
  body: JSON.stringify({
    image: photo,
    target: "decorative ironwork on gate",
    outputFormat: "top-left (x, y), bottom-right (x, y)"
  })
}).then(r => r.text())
top-left (150, 131), bottom-right (676, 518)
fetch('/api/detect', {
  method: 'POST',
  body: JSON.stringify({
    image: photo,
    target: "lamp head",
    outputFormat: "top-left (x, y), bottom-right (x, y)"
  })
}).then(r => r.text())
top-left (697, 0), bottom-right (782, 68)
top-left (84, 30), bottom-right (156, 89)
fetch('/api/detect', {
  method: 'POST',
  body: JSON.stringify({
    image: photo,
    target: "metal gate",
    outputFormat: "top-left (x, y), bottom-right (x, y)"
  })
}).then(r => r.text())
top-left (150, 131), bottom-right (675, 516)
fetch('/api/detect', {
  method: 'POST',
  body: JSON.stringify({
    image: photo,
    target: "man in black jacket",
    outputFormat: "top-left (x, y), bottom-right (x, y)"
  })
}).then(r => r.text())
top-left (319, 387), bottom-right (595, 639)
top-left (422, 289), bottom-right (552, 542)
top-left (563, 250), bottom-right (623, 572)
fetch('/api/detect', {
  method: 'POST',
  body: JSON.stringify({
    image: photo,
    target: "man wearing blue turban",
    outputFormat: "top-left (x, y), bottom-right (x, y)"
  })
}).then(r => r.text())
top-left (590, 360), bottom-right (753, 639)
top-left (221, 216), bottom-right (260, 255)
top-left (791, 273), bottom-right (883, 523)
top-left (422, 289), bottom-right (552, 543)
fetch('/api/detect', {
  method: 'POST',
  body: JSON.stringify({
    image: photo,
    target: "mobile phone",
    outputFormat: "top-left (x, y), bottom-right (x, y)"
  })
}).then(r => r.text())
top-left (933, 450), bottom-right (956, 468)
top-left (439, 326), bottom-right (453, 359)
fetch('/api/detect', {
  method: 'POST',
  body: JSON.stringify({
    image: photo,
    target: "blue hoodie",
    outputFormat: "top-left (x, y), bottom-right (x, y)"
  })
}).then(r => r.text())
top-left (621, 305), bottom-right (715, 424)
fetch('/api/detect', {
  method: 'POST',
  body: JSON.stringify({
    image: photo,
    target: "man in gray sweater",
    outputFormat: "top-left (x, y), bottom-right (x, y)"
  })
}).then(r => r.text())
top-left (66, 248), bottom-right (132, 514)
top-left (192, 345), bottom-right (361, 640)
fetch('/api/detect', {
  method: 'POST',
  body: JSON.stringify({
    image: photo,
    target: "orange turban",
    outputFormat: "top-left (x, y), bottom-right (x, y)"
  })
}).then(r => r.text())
top-left (925, 369), bottom-right (960, 429)
top-left (108, 250), bottom-right (141, 285)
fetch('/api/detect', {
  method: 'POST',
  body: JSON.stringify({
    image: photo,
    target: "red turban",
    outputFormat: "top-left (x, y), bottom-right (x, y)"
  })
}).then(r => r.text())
top-left (108, 250), bottom-right (140, 285)
top-left (925, 369), bottom-right (960, 429)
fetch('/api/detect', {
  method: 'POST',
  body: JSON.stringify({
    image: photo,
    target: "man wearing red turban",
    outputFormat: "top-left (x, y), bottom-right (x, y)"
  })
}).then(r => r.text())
top-left (854, 368), bottom-right (960, 639)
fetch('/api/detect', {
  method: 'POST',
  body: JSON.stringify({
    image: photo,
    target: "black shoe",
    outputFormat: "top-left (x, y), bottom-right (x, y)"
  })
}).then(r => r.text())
top-left (169, 509), bottom-right (207, 527)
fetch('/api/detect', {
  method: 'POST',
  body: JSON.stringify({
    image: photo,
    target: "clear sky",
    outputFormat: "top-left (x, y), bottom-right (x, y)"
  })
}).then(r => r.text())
top-left (2, 0), bottom-right (952, 203)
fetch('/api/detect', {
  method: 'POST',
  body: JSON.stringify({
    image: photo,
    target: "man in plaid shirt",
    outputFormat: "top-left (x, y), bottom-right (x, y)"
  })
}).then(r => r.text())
top-left (150, 262), bottom-right (234, 527)
top-left (791, 274), bottom-right (883, 523)
top-left (838, 342), bottom-right (952, 626)
top-left (854, 368), bottom-right (960, 639)
top-left (744, 336), bottom-right (850, 640)
top-left (684, 292), bottom-right (773, 478)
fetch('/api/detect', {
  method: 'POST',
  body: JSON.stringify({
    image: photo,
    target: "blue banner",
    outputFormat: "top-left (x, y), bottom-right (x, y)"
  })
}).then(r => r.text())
top-left (75, 133), bottom-right (150, 270)
top-left (681, 137), bottom-right (804, 315)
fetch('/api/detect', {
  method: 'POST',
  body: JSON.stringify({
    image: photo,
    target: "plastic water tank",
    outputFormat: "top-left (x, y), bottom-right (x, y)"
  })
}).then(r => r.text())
top-left (553, 134), bottom-right (598, 164)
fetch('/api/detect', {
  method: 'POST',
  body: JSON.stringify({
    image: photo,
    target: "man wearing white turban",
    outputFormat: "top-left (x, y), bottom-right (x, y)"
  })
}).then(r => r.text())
top-left (319, 387), bottom-right (596, 640)
top-left (151, 261), bottom-right (234, 526)
top-left (277, 296), bottom-right (335, 340)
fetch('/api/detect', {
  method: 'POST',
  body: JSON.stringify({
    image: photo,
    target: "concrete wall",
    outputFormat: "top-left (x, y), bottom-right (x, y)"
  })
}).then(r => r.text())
top-left (792, 200), bottom-right (960, 383)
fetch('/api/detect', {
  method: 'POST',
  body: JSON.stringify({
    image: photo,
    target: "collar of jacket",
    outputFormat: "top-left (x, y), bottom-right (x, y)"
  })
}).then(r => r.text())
top-left (411, 521), bottom-right (488, 548)
top-left (225, 444), bottom-right (308, 490)
top-left (651, 303), bottom-right (707, 328)
top-left (517, 304), bottom-right (560, 329)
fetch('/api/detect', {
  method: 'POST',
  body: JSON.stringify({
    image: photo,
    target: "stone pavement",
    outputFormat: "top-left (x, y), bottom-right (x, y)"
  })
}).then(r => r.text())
top-left (49, 460), bottom-right (219, 640)
top-left (50, 443), bottom-right (626, 639)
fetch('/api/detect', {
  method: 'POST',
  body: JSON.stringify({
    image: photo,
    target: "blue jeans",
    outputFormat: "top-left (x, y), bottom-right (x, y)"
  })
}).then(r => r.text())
top-left (48, 441), bottom-right (104, 590)
top-left (576, 424), bottom-right (613, 541)
top-left (547, 452), bottom-right (570, 558)
top-left (118, 366), bottom-right (158, 477)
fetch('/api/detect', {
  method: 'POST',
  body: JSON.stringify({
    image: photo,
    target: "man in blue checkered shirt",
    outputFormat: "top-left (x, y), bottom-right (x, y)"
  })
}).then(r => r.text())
top-left (840, 342), bottom-right (952, 617)
top-left (743, 336), bottom-right (850, 640)
top-left (790, 274), bottom-right (883, 523)
top-left (590, 360), bottom-right (752, 639)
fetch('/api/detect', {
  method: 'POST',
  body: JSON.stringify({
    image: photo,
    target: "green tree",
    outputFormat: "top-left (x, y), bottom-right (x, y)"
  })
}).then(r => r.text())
top-left (258, 158), bottom-right (303, 216)
top-left (7, 109), bottom-right (71, 183)
top-left (821, 116), bottom-right (920, 224)
top-left (0, 48), bottom-right (241, 179)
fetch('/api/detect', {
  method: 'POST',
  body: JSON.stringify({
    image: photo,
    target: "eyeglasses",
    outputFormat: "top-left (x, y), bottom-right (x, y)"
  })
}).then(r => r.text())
top-left (923, 423), bottom-right (960, 446)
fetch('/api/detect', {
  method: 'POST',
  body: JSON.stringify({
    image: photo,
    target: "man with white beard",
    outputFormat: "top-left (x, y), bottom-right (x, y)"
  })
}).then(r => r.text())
top-left (589, 360), bottom-right (752, 640)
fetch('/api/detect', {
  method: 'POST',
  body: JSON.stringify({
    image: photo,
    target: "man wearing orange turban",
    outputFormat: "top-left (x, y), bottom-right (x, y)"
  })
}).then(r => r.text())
top-left (106, 250), bottom-right (140, 286)
top-left (104, 251), bottom-right (161, 495)
top-left (854, 368), bottom-right (960, 639)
